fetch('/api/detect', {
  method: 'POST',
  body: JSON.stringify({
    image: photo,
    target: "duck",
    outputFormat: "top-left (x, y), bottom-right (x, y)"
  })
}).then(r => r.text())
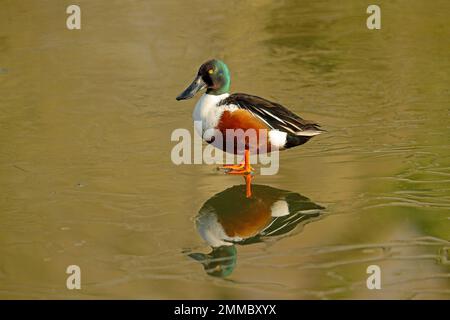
top-left (176, 59), bottom-right (324, 175)
top-left (188, 181), bottom-right (324, 277)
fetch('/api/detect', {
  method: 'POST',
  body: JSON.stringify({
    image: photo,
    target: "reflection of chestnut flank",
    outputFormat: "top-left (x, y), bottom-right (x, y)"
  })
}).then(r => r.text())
top-left (189, 183), bottom-right (325, 277)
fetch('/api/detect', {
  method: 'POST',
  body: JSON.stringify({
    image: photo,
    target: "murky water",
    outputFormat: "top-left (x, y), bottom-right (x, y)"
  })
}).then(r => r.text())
top-left (0, 0), bottom-right (449, 299)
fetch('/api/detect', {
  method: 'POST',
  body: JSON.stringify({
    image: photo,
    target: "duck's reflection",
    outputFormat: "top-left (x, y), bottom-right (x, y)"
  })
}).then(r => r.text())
top-left (189, 178), bottom-right (325, 277)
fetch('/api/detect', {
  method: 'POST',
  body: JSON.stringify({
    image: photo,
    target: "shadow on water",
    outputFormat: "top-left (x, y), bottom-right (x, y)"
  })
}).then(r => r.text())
top-left (188, 178), bottom-right (325, 277)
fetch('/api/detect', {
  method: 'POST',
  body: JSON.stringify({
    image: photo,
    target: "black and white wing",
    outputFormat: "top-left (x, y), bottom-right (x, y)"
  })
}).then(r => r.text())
top-left (219, 93), bottom-right (324, 137)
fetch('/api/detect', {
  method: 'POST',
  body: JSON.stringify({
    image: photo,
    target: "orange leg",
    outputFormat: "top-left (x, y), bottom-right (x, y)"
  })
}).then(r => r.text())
top-left (243, 174), bottom-right (253, 198)
top-left (221, 149), bottom-right (253, 175)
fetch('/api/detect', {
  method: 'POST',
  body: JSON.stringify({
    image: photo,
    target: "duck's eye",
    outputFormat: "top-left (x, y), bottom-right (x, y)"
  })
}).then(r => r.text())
top-left (208, 69), bottom-right (214, 74)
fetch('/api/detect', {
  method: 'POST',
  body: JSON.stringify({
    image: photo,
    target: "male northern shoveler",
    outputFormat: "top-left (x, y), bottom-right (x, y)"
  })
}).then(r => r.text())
top-left (176, 59), bottom-right (323, 174)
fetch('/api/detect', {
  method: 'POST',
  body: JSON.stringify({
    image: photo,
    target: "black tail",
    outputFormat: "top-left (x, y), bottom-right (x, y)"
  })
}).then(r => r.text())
top-left (284, 134), bottom-right (313, 149)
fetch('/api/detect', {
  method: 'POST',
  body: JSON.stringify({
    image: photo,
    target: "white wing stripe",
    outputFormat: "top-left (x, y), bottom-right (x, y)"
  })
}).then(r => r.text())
top-left (252, 113), bottom-right (273, 128)
top-left (296, 130), bottom-right (323, 136)
top-left (279, 125), bottom-right (296, 133)
top-left (260, 109), bottom-right (287, 124)
top-left (284, 120), bottom-right (302, 131)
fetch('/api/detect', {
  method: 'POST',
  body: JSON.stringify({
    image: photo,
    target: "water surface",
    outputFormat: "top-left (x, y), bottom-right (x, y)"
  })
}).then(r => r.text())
top-left (0, 0), bottom-right (449, 299)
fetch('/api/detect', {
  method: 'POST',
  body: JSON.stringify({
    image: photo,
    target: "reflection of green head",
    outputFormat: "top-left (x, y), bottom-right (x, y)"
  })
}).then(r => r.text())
top-left (189, 245), bottom-right (237, 278)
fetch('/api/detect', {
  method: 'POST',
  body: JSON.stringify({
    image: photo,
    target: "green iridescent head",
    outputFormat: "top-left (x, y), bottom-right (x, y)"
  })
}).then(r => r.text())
top-left (176, 59), bottom-right (231, 100)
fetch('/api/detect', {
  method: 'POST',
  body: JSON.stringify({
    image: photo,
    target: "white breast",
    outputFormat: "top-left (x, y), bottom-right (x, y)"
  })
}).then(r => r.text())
top-left (192, 93), bottom-right (237, 139)
top-left (196, 209), bottom-right (241, 247)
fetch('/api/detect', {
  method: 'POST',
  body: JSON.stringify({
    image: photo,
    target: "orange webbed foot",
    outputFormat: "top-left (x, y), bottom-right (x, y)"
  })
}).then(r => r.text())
top-left (220, 163), bottom-right (246, 171)
top-left (220, 149), bottom-right (253, 175)
top-left (225, 166), bottom-right (254, 175)
top-left (220, 162), bottom-right (254, 175)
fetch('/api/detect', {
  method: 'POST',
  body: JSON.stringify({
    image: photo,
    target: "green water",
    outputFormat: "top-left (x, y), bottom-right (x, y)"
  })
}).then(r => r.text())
top-left (0, 0), bottom-right (449, 299)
